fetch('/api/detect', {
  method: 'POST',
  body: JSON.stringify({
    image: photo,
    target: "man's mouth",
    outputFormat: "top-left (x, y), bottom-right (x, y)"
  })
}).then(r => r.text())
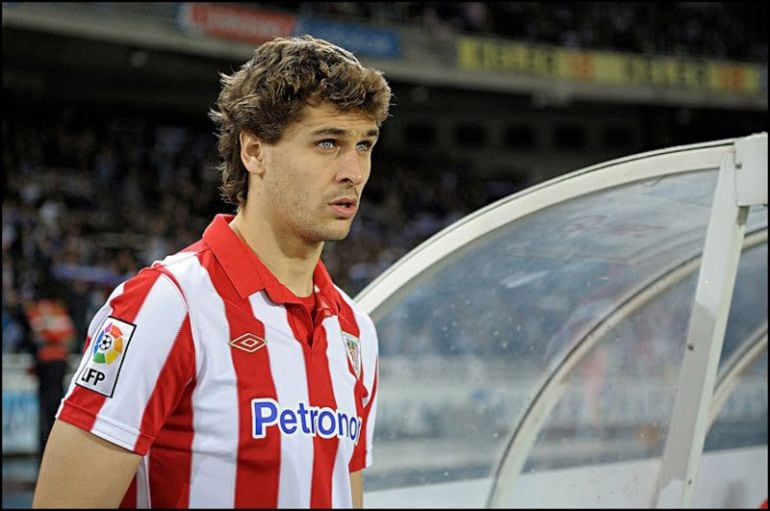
top-left (329, 197), bottom-right (359, 218)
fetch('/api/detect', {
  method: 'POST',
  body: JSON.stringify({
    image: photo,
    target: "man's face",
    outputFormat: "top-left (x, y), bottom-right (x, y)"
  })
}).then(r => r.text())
top-left (251, 102), bottom-right (379, 245)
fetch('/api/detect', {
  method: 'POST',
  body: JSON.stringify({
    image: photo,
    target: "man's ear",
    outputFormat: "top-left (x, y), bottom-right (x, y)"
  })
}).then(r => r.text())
top-left (239, 131), bottom-right (265, 176)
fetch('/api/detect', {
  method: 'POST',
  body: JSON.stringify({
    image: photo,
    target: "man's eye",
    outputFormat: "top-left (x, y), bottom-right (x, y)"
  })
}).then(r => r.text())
top-left (318, 140), bottom-right (336, 150)
top-left (356, 141), bottom-right (373, 152)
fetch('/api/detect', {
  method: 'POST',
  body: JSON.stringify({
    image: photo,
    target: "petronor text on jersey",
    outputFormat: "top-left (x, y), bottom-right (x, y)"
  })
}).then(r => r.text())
top-left (252, 398), bottom-right (363, 444)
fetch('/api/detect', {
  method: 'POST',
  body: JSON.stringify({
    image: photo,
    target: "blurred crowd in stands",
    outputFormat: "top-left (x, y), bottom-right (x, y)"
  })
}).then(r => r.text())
top-left (3, 2), bottom-right (766, 356)
top-left (285, 2), bottom-right (767, 61)
top-left (2, 105), bottom-right (485, 355)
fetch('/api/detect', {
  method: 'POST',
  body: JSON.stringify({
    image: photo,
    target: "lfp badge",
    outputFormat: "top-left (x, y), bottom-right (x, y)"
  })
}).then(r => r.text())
top-left (76, 316), bottom-right (136, 397)
top-left (92, 320), bottom-right (126, 364)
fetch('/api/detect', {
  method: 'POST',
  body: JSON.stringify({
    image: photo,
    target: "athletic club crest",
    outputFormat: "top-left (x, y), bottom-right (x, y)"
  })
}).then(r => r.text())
top-left (342, 332), bottom-right (362, 378)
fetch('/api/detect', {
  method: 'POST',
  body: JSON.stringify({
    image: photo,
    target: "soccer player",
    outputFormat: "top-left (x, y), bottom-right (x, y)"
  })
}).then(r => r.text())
top-left (32, 35), bottom-right (391, 508)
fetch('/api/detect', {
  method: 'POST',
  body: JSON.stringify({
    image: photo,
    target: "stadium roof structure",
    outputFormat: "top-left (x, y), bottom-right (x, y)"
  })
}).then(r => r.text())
top-left (356, 134), bottom-right (768, 507)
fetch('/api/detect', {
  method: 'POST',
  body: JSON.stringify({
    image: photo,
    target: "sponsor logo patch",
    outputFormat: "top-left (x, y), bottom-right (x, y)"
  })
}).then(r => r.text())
top-left (76, 316), bottom-right (136, 397)
top-left (229, 333), bottom-right (267, 353)
top-left (342, 332), bottom-right (362, 378)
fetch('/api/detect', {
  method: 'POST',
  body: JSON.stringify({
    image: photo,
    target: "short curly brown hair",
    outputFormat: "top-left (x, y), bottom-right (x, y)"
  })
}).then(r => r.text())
top-left (209, 35), bottom-right (392, 208)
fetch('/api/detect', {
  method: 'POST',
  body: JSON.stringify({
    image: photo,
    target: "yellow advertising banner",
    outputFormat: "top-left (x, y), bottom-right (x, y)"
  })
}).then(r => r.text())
top-left (457, 36), bottom-right (765, 96)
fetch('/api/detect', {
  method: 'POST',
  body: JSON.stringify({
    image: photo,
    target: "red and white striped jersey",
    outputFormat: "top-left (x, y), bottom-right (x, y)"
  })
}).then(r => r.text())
top-left (57, 214), bottom-right (379, 508)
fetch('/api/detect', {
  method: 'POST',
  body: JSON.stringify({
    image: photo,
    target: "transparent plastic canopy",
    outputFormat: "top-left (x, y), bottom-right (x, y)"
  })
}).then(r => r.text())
top-left (357, 137), bottom-right (768, 508)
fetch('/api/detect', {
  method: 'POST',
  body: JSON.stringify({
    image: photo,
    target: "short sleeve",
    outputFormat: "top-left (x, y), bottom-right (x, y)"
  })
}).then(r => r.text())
top-left (57, 268), bottom-right (195, 455)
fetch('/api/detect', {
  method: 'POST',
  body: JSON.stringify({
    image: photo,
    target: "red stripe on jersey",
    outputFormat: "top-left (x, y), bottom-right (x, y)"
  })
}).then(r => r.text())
top-left (60, 269), bottom-right (164, 433)
top-left (135, 314), bottom-right (195, 454)
top-left (143, 315), bottom-right (196, 508)
top-left (351, 364), bottom-right (377, 472)
top-left (304, 321), bottom-right (338, 507)
top-left (199, 250), bottom-right (281, 508)
top-left (119, 476), bottom-right (137, 508)
top-left (286, 305), bottom-right (312, 347)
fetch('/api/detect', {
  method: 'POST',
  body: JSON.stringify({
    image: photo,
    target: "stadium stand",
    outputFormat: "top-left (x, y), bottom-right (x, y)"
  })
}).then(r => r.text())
top-left (278, 2), bottom-right (768, 60)
top-left (3, 2), bottom-right (767, 357)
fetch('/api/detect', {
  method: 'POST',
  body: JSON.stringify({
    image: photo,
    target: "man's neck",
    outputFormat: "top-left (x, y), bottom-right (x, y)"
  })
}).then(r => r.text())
top-left (229, 211), bottom-right (322, 298)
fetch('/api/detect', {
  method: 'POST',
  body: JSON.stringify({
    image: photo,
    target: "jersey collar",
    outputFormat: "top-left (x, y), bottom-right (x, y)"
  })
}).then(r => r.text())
top-left (202, 214), bottom-right (340, 313)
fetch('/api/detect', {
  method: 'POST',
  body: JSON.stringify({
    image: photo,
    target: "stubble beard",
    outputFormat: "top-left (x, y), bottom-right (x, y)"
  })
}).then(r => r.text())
top-left (312, 220), bottom-right (354, 243)
top-left (298, 211), bottom-right (355, 244)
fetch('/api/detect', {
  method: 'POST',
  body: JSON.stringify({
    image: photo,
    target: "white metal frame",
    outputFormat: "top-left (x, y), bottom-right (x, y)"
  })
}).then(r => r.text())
top-left (653, 133), bottom-right (768, 507)
top-left (355, 134), bottom-right (768, 507)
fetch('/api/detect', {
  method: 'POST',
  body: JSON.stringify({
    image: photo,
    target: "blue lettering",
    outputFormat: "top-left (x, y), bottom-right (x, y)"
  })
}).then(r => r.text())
top-left (250, 399), bottom-right (362, 442)
top-left (251, 399), bottom-right (278, 438)
top-left (280, 409), bottom-right (297, 434)
top-left (309, 408), bottom-right (319, 434)
top-left (350, 415), bottom-right (359, 443)
top-left (318, 410), bottom-right (336, 437)
top-left (337, 411), bottom-right (348, 438)
top-left (297, 402), bottom-right (311, 434)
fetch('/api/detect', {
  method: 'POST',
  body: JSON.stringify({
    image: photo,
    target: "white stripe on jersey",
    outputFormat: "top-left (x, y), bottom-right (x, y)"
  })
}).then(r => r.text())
top-left (93, 274), bottom-right (187, 450)
top-left (322, 316), bottom-right (357, 508)
top-left (164, 253), bottom-right (239, 508)
top-left (250, 291), bottom-right (313, 508)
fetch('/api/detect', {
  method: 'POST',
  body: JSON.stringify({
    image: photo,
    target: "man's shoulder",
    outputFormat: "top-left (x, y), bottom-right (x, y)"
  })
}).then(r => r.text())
top-left (113, 242), bottom-right (212, 298)
top-left (147, 239), bottom-right (214, 274)
top-left (152, 249), bottom-right (201, 271)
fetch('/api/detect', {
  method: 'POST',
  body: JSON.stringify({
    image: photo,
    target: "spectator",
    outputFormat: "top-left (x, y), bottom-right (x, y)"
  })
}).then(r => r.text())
top-left (22, 277), bottom-right (76, 460)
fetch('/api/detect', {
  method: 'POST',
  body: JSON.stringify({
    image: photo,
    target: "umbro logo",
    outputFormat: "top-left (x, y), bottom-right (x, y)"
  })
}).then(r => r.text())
top-left (229, 333), bottom-right (267, 353)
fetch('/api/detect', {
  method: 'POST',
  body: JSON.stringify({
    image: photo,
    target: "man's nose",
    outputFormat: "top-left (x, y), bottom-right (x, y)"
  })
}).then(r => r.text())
top-left (336, 148), bottom-right (366, 185)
